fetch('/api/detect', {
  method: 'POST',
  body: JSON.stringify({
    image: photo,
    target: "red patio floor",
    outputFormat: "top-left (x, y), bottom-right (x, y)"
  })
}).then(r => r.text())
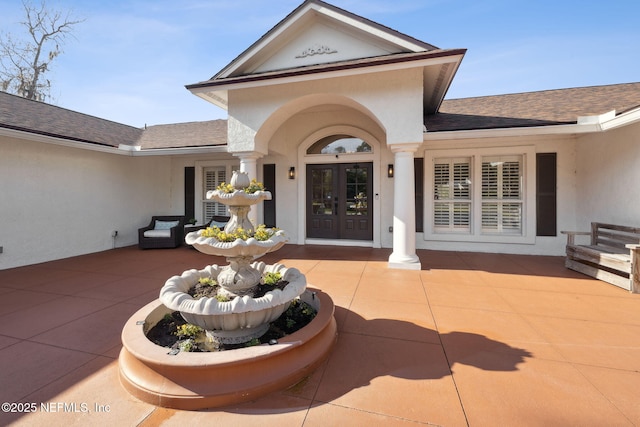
top-left (0, 245), bottom-right (639, 426)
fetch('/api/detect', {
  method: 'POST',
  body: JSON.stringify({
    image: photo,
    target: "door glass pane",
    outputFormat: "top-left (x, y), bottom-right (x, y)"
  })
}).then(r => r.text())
top-left (311, 168), bottom-right (334, 215)
top-left (345, 165), bottom-right (368, 216)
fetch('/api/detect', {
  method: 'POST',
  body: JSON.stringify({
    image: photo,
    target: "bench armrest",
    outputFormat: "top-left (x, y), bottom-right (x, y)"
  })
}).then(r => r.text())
top-left (561, 231), bottom-right (591, 246)
top-left (626, 244), bottom-right (640, 250)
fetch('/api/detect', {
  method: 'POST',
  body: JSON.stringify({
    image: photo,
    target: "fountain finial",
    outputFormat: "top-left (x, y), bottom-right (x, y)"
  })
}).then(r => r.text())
top-left (230, 170), bottom-right (250, 189)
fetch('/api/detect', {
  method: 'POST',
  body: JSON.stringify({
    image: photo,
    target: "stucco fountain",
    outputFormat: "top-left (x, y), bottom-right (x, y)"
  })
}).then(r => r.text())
top-left (119, 171), bottom-right (337, 410)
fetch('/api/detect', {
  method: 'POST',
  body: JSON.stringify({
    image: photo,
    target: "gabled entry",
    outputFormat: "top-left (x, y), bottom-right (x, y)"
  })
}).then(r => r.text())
top-left (307, 162), bottom-right (373, 240)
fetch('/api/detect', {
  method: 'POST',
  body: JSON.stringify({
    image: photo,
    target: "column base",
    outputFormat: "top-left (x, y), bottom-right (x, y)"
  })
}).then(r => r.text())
top-left (388, 253), bottom-right (422, 270)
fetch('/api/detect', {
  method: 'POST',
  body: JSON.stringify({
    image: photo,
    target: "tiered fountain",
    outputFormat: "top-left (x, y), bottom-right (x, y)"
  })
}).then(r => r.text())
top-left (119, 171), bottom-right (337, 410)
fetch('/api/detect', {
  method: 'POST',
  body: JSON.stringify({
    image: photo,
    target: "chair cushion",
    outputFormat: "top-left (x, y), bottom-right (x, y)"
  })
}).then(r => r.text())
top-left (209, 220), bottom-right (227, 228)
top-left (144, 229), bottom-right (171, 238)
top-left (154, 220), bottom-right (180, 230)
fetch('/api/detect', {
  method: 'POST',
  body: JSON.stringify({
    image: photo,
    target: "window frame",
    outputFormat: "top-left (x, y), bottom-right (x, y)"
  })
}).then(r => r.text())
top-left (424, 146), bottom-right (536, 244)
top-left (194, 160), bottom-right (239, 224)
top-left (432, 156), bottom-right (472, 233)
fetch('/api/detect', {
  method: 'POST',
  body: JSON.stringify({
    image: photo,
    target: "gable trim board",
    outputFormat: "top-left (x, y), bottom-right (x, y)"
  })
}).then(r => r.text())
top-left (214, 0), bottom-right (438, 79)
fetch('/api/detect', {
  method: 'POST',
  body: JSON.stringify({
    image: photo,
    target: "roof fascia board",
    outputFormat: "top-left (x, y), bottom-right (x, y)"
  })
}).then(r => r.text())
top-left (424, 108), bottom-right (640, 141)
top-left (131, 146), bottom-right (229, 156)
top-left (216, 0), bottom-right (435, 79)
top-left (314, 4), bottom-right (430, 52)
top-left (0, 126), bottom-right (229, 156)
top-left (190, 53), bottom-right (464, 100)
top-left (600, 107), bottom-right (640, 131)
top-left (217, 5), bottom-right (309, 78)
top-left (423, 122), bottom-right (603, 141)
top-left (0, 126), bottom-right (126, 155)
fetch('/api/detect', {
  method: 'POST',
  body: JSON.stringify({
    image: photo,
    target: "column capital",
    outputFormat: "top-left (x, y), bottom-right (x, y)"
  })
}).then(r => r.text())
top-left (389, 143), bottom-right (422, 154)
top-left (232, 151), bottom-right (264, 161)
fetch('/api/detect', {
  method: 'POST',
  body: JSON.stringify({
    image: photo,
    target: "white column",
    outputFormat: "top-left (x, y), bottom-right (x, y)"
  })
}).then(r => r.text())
top-left (235, 152), bottom-right (263, 227)
top-left (388, 144), bottom-right (421, 270)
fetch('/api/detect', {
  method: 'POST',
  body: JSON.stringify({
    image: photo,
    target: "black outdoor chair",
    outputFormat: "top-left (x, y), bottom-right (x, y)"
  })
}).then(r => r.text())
top-left (138, 215), bottom-right (185, 249)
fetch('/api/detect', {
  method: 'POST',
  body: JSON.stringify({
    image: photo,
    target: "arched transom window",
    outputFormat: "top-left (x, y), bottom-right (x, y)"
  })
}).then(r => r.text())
top-left (306, 135), bottom-right (372, 155)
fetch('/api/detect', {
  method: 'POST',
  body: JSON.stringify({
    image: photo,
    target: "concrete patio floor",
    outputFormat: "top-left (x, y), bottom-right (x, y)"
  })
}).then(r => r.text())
top-left (0, 244), bottom-right (639, 426)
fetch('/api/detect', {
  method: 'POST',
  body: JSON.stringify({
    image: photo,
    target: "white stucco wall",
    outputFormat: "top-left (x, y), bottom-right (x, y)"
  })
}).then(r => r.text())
top-left (0, 135), bottom-right (174, 269)
top-left (261, 104), bottom-right (393, 247)
top-left (227, 68), bottom-right (424, 153)
top-left (417, 133), bottom-right (578, 256)
top-left (224, 68), bottom-right (424, 248)
top-left (574, 121), bottom-right (640, 230)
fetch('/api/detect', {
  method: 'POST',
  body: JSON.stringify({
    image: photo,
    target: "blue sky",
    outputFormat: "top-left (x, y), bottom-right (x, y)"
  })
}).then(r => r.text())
top-left (1, 0), bottom-right (638, 127)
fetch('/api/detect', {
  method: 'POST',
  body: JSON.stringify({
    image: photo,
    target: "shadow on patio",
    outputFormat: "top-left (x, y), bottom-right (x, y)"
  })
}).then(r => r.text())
top-left (0, 245), bottom-right (639, 426)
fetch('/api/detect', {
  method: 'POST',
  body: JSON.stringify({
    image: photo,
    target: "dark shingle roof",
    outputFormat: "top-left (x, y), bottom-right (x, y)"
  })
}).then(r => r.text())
top-left (139, 120), bottom-right (227, 149)
top-left (0, 91), bottom-right (226, 150)
top-left (425, 82), bottom-right (640, 132)
top-left (3, 82), bottom-right (640, 148)
top-left (0, 91), bottom-right (143, 147)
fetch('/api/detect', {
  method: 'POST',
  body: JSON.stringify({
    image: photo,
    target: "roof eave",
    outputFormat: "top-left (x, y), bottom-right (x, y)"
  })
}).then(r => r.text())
top-left (423, 108), bottom-right (640, 141)
top-left (187, 50), bottom-right (466, 110)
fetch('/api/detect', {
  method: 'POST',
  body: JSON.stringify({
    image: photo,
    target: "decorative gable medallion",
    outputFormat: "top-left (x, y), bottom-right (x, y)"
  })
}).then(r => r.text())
top-left (295, 44), bottom-right (338, 59)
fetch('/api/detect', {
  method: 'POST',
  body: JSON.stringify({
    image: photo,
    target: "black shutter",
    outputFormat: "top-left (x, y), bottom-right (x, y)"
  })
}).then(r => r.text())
top-left (415, 158), bottom-right (424, 233)
top-left (184, 167), bottom-right (195, 221)
top-left (263, 164), bottom-right (276, 228)
top-left (536, 153), bottom-right (557, 236)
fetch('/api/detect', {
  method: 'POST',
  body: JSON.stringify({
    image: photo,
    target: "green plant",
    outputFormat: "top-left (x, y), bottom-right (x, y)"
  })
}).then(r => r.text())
top-left (198, 277), bottom-right (217, 286)
top-left (200, 224), bottom-right (278, 242)
top-left (262, 271), bottom-right (282, 286)
top-left (215, 294), bottom-right (231, 302)
top-left (175, 323), bottom-right (203, 339)
top-left (215, 179), bottom-right (266, 194)
top-left (216, 182), bottom-right (235, 193)
top-left (245, 338), bottom-right (261, 347)
top-left (244, 179), bottom-right (265, 194)
top-left (178, 339), bottom-right (195, 352)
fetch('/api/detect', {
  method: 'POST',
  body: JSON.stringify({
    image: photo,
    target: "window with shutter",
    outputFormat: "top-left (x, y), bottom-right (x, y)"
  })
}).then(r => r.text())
top-left (433, 158), bottom-right (471, 233)
top-left (481, 156), bottom-right (523, 234)
top-left (203, 167), bottom-right (228, 221)
top-left (425, 146), bottom-right (534, 244)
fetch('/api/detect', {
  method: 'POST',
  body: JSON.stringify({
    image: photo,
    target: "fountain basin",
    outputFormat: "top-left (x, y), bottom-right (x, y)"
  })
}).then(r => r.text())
top-left (206, 189), bottom-right (272, 206)
top-left (119, 289), bottom-right (337, 410)
top-left (184, 232), bottom-right (288, 257)
top-left (159, 263), bottom-right (306, 343)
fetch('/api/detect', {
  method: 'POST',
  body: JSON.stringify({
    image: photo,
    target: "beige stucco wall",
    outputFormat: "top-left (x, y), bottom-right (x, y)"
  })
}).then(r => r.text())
top-left (0, 135), bottom-right (174, 269)
top-left (574, 121), bottom-right (640, 230)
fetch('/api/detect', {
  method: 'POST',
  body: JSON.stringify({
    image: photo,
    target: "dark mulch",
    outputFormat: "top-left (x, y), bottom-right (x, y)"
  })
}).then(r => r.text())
top-left (146, 298), bottom-right (316, 352)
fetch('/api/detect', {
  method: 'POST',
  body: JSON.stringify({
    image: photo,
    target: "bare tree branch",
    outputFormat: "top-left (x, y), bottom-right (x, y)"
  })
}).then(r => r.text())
top-left (0, 0), bottom-right (84, 101)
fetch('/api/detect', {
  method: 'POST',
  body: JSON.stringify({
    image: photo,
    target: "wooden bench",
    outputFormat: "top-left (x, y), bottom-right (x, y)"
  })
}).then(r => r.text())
top-left (562, 222), bottom-right (640, 293)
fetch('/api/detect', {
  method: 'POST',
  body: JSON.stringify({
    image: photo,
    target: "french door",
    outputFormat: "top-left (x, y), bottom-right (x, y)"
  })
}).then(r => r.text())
top-left (306, 163), bottom-right (373, 240)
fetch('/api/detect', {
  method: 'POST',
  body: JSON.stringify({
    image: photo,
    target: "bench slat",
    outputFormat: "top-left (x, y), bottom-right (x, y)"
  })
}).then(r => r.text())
top-left (565, 259), bottom-right (632, 291)
top-left (562, 222), bottom-right (639, 293)
top-left (566, 245), bottom-right (631, 273)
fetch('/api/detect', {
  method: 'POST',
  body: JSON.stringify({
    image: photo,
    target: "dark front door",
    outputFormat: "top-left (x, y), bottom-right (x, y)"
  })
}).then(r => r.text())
top-left (307, 162), bottom-right (373, 240)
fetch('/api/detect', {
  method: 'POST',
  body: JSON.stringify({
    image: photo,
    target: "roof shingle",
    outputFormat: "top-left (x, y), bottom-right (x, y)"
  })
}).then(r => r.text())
top-left (0, 91), bottom-right (142, 147)
top-left (425, 82), bottom-right (640, 132)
